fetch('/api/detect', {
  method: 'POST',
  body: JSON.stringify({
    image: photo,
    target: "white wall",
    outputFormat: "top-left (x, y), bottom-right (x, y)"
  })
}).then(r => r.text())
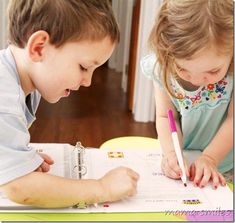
top-left (110, 0), bottom-right (162, 123)
top-left (109, 0), bottom-right (134, 92)
top-left (0, 0), bottom-right (9, 49)
top-left (133, 0), bottom-right (162, 122)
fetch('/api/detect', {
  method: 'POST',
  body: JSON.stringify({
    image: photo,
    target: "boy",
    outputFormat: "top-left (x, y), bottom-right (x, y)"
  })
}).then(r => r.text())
top-left (0, 0), bottom-right (139, 208)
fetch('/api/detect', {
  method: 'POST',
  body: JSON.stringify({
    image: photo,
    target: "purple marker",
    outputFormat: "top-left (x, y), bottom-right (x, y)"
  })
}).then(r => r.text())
top-left (167, 109), bottom-right (187, 187)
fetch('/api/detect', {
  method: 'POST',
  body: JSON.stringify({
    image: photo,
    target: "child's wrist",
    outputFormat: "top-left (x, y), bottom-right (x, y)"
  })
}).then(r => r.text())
top-left (96, 178), bottom-right (109, 203)
top-left (82, 179), bottom-right (104, 205)
top-left (201, 152), bottom-right (218, 166)
top-left (162, 150), bottom-right (175, 157)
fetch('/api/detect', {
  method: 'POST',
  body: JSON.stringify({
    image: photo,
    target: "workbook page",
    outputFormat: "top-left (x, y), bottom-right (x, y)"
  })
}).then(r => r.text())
top-left (85, 148), bottom-right (233, 213)
top-left (0, 146), bottom-right (233, 213)
top-left (30, 143), bottom-right (76, 178)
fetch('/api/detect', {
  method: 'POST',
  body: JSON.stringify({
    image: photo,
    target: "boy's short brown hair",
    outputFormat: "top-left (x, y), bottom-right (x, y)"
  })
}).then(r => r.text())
top-left (7, 0), bottom-right (120, 48)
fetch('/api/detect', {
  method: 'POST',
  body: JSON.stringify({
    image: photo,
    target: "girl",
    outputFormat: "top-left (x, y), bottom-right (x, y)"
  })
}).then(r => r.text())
top-left (141, 0), bottom-right (233, 189)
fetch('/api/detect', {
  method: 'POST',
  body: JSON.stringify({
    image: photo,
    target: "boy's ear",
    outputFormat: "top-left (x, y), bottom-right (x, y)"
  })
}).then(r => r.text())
top-left (26, 31), bottom-right (50, 62)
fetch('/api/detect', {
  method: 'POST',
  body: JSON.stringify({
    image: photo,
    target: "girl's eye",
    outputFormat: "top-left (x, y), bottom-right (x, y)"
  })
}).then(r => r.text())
top-left (179, 68), bottom-right (186, 72)
top-left (80, 65), bottom-right (88, 72)
top-left (208, 70), bottom-right (220, 75)
top-left (177, 67), bottom-right (187, 74)
top-left (175, 64), bottom-right (185, 72)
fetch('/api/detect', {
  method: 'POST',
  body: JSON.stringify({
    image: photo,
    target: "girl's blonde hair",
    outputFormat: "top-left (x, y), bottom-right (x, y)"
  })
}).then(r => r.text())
top-left (149, 0), bottom-right (233, 97)
top-left (7, 0), bottom-right (120, 48)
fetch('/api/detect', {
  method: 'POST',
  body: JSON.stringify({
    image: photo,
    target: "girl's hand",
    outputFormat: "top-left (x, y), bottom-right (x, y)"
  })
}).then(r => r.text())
top-left (99, 166), bottom-right (139, 202)
top-left (35, 153), bottom-right (54, 172)
top-left (189, 154), bottom-right (226, 189)
top-left (161, 151), bottom-right (189, 179)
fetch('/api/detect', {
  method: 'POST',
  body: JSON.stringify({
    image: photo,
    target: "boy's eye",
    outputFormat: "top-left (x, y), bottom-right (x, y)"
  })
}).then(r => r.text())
top-left (80, 65), bottom-right (88, 72)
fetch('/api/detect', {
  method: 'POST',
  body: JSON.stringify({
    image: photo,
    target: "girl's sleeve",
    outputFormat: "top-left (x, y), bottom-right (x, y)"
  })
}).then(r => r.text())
top-left (141, 54), bottom-right (181, 112)
top-left (140, 54), bottom-right (164, 88)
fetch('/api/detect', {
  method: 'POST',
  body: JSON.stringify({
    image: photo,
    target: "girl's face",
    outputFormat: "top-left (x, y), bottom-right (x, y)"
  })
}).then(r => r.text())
top-left (174, 46), bottom-right (233, 87)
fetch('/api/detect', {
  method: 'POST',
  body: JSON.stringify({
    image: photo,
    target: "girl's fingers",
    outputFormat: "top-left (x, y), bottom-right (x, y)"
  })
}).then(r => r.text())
top-left (163, 161), bottom-right (180, 179)
top-left (189, 163), bottom-right (196, 181)
top-left (211, 171), bottom-right (219, 190)
top-left (184, 161), bottom-right (190, 177)
top-left (167, 157), bottom-right (182, 177)
top-left (199, 168), bottom-right (211, 188)
top-left (218, 172), bottom-right (226, 186)
top-left (193, 165), bottom-right (203, 187)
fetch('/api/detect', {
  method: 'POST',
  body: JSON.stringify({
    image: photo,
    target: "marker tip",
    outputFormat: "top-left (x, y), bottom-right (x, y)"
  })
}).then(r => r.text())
top-left (184, 183), bottom-right (187, 187)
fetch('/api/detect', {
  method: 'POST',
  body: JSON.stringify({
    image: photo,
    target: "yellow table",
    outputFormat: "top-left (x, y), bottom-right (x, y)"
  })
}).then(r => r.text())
top-left (100, 136), bottom-right (161, 149)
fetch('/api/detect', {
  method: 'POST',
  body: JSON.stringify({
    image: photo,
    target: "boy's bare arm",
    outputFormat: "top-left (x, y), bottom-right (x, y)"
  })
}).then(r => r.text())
top-left (1, 166), bottom-right (139, 208)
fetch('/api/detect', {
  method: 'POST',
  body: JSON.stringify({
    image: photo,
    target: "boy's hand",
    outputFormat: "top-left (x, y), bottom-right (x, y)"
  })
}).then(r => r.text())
top-left (99, 166), bottom-right (139, 202)
top-left (35, 153), bottom-right (54, 172)
top-left (161, 151), bottom-right (189, 179)
top-left (189, 154), bottom-right (226, 189)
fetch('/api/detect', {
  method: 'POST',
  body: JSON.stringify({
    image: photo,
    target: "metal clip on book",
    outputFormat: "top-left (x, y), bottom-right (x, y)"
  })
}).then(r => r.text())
top-left (74, 142), bottom-right (87, 179)
top-left (73, 142), bottom-right (89, 209)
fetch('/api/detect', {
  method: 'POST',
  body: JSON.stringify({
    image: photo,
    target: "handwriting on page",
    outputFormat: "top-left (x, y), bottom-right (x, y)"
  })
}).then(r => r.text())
top-left (0, 144), bottom-right (232, 214)
top-left (85, 149), bottom-right (232, 212)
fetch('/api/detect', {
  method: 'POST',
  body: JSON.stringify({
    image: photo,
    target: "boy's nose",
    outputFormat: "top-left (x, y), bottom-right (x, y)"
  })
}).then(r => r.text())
top-left (81, 75), bottom-right (92, 87)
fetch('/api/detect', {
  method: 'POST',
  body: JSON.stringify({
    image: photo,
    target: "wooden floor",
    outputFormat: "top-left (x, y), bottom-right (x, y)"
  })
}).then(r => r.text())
top-left (29, 65), bottom-right (157, 148)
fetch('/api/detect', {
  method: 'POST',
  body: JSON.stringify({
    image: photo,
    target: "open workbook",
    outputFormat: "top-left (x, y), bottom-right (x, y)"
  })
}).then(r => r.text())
top-left (0, 142), bottom-right (233, 213)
